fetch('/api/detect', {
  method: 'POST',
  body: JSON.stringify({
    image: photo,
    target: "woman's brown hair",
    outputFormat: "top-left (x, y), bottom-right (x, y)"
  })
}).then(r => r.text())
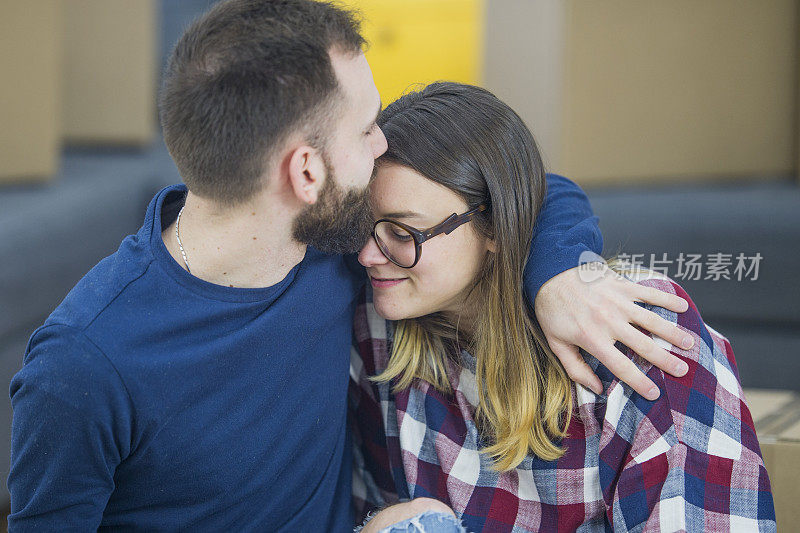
top-left (372, 82), bottom-right (573, 470)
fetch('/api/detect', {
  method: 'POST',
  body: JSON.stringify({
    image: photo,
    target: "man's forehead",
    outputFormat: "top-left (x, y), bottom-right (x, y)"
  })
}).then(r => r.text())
top-left (331, 50), bottom-right (379, 112)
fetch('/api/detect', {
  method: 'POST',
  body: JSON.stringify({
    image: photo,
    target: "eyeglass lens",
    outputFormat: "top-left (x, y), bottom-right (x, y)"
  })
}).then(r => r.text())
top-left (373, 221), bottom-right (417, 267)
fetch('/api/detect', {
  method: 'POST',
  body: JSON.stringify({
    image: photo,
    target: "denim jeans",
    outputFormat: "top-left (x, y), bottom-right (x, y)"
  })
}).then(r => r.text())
top-left (363, 510), bottom-right (468, 533)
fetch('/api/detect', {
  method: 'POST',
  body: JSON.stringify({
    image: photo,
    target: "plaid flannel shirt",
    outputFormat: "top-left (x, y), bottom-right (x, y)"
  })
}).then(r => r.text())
top-left (349, 275), bottom-right (776, 532)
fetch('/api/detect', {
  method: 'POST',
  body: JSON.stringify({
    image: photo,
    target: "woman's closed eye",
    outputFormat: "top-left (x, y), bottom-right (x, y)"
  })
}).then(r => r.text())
top-left (390, 228), bottom-right (413, 242)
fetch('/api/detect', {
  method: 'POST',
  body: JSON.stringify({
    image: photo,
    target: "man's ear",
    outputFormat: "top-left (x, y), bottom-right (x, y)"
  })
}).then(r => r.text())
top-left (288, 145), bottom-right (327, 205)
top-left (487, 238), bottom-right (498, 253)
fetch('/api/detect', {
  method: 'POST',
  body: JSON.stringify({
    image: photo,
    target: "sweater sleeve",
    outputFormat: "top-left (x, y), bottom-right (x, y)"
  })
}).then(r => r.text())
top-left (592, 277), bottom-right (775, 531)
top-left (8, 324), bottom-right (134, 532)
top-left (523, 173), bottom-right (603, 300)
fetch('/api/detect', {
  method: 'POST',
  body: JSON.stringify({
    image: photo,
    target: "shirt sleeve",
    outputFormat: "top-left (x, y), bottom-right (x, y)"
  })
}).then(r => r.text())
top-left (349, 288), bottom-right (399, 524)
top-left (592, 276), bottom-right (775, 531)
top-left (523, 173), bottom-right (603, 300)
top-left (8, 324), bottom-right (134, 532)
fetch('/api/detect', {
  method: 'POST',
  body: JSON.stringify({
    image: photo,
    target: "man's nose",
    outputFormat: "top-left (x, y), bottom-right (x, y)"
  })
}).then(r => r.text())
top-left (358, 236), bottom-right (389, 267)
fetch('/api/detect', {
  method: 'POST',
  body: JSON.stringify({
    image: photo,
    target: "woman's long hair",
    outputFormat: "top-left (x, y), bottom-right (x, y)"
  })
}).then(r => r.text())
top-left (372, 82), bottom-right (573, 470)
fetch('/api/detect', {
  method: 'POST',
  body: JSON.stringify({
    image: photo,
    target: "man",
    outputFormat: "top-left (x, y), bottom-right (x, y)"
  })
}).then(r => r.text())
top-left (8, 1), bottom-right (691, 530)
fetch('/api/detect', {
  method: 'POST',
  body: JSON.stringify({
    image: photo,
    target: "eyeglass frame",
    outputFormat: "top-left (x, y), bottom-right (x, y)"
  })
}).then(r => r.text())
top-left (371, 204), bottom-right (487, 268)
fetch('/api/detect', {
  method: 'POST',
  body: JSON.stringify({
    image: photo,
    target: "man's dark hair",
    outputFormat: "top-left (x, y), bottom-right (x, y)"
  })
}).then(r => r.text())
top-left (159, 0), bottom-right (365, 205)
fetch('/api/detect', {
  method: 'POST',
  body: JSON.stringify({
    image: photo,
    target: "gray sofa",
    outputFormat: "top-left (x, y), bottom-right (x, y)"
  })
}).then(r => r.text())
top-left (589, 179), bottom-right (800, 391)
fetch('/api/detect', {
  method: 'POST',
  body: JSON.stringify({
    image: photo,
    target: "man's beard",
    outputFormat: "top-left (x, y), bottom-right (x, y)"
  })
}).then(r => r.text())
top-left (291, 162), bottom-right (373, 255)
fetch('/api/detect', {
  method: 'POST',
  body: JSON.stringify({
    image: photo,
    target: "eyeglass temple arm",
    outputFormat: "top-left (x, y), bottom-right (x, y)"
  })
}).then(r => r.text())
top-left (421, 205), bottom-right (486, 239)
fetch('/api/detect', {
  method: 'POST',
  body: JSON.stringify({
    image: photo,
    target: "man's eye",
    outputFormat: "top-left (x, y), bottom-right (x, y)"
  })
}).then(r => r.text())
top-left (365, 124), bottom-right (376, 136)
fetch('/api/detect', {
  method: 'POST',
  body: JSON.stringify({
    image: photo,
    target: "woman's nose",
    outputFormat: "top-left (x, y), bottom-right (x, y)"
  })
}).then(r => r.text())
top-left (358, 236), bottom-right (389, 267)
top-left (372, 127), bottom-right (388, 158)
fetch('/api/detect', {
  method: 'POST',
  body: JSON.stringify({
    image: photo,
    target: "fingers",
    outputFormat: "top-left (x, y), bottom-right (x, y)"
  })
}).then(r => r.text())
top-left (536, 267), bottom-right (694, 401)
top-left (629, 304), bottom-right (694, 354)
top-left (616, 323), bottom-right (688, 378)
top-left (590, 342), bottom-right (660, 400)
top-left (549, 340), bottom-right (603, 395)
top-left (629, 283), bottom-right (689, 314)
top-left (626, 285), bottom-right (695, 352)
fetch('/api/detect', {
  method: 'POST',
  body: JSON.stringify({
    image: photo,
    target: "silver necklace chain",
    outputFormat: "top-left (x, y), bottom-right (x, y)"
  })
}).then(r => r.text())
top-left (175, 205), bottom-right (191, 274)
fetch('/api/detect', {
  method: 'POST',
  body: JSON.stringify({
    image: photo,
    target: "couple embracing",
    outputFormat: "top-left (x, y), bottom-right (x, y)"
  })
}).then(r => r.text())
top-left (8, 1), bottom-right (774, 532)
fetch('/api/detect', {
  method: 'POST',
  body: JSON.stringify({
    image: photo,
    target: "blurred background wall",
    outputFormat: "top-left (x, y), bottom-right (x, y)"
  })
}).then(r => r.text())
top-left (487, 0), bottom-right (798, 184)
top-left (0, 0), bottom-right (798, 523)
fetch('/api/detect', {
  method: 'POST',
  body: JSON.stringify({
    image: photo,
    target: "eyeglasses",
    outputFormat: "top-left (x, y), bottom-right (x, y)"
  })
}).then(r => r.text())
top-left (371, 205), bottom-right (487, 268)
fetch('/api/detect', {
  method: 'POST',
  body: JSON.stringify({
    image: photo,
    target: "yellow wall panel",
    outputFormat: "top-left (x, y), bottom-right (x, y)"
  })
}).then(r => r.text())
top-left (345, 0), bottom-right (484, 104)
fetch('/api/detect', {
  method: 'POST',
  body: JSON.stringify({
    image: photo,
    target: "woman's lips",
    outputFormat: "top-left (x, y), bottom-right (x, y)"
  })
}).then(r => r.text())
top-left (369, 276), bottom-right (407, 288)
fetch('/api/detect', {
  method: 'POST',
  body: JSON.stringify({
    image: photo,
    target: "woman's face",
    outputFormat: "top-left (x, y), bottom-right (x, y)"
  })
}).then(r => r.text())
top-left (358, 163), bottom-right (492, 323)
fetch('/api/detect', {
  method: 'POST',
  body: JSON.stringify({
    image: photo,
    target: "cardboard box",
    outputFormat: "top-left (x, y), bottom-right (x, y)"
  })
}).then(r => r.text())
top-left (0, 1), bottom-right (62, 183)
top-left (61, 0), bottom-right (158, 145)
top-left (485, 0), bottom-right (798, 185)
top-left (744, 388), bottom-right (800, 529)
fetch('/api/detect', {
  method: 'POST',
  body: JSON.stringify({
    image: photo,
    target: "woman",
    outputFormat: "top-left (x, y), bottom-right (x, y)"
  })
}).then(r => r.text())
top-left (350, 82), bottom-right (775, 532)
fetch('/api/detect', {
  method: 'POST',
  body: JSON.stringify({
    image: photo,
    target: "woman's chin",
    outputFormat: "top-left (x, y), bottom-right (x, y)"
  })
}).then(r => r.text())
top-left (372, 298), bottom-right (411, 321)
